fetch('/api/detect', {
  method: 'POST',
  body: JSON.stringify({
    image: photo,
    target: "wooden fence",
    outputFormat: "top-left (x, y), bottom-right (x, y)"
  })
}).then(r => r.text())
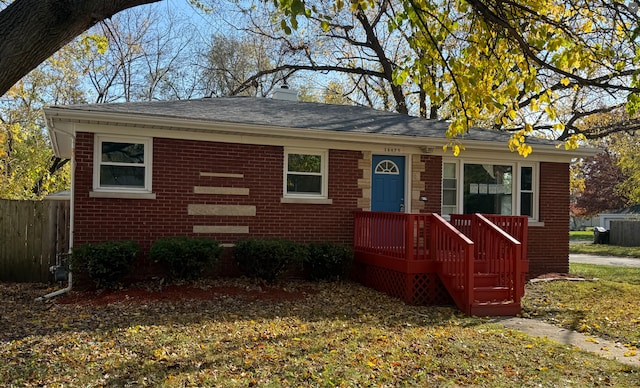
top-left (0, 199), bottom-right (70, 282)
top-left (610, 221), bottom-right (640, 247)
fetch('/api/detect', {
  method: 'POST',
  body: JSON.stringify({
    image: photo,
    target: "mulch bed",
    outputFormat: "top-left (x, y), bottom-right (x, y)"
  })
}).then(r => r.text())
top-left (56, 279), bottom-right (318, 306)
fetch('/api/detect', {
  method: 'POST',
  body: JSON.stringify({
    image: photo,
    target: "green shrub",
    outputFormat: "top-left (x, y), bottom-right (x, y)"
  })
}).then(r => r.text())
top-left (71, 240), bottom-right (139, 289)
top-left (149, 237), bottom-right (222, 280)
top-left (304, 242), bottom-right (353, 281)
top-left (234, 238), bottom-right (306, 282)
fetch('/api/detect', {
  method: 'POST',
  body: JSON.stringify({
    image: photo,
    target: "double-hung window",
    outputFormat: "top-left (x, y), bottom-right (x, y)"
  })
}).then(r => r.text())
top-left (93, 135), bottom-right (153, 194)
top-left (283, 149), bottom-right (328, 199)
top-left (441, 160), bottom-right (538, 220)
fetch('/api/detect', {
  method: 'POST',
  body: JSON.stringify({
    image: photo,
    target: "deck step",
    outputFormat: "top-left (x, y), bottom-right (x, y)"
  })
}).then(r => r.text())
top-left (474, 272), bottom-right (499, 287)
top-left (473, 286), bottom-right (511, 302)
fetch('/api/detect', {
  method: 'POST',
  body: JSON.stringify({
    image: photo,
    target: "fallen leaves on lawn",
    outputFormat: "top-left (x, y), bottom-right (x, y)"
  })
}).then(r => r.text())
top-left (1, 279), bottom-right (638, 387)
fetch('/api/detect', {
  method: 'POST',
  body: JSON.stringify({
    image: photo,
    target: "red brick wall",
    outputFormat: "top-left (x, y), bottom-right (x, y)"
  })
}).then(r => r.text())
top-left (73, 132), bottom-right (569, 279)
top-left (73, 133), bottom-right (361, 261)
top-left (527, 162), bottom-right (570, 277)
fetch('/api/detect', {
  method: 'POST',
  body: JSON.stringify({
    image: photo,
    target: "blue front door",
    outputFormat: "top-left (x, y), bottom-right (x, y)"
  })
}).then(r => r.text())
top-left (371, 155), bottom-right (405, 212)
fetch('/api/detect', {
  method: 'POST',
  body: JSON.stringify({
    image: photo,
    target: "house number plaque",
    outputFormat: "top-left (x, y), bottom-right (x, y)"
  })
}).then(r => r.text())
top-left (384, 147), bottom-right (403, 153)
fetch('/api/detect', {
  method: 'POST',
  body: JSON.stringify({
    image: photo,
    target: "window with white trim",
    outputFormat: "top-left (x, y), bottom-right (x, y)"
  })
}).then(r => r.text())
top-left (441, 160), bottom-right (538, 220)
top-left (442, 162), bottom-right (458, 216)
top-left (94, 135), bottom-right (152, 192)
top-left (284, 149), bottom-right (328, 198)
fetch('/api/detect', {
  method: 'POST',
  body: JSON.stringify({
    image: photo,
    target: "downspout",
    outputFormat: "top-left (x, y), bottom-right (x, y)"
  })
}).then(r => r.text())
top-left (36, 137), bottom-right (75, 301)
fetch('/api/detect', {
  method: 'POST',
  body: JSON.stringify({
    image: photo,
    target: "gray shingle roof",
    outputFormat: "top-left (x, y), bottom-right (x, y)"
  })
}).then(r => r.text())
top-left (50, 96), bottom-right (556, 145)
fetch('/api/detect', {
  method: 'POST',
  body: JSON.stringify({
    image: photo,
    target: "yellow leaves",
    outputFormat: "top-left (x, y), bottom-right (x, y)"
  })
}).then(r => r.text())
top-left (508, 125), bottom-right (533, 157)
top-left (544, 105), bottom-right (557, 121)
top-left (81, 34), bottom-right (109, 55)
top-left (446, 120), bottom-right (466, 138)
top-left (153, 347), bottom-right (170, 361)
top-left (563, 133), bottom-right (587, 150)
top-left (443, 140), bottom-right (466, 157)
top-left (560, 77), bottom-right (571, 86)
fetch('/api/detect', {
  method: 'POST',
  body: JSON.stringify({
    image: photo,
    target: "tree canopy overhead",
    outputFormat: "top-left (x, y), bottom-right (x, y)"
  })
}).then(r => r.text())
top-left (267, 0), bottom-right (640, 154)
top-left (2, 0), bottom-right (640, 156)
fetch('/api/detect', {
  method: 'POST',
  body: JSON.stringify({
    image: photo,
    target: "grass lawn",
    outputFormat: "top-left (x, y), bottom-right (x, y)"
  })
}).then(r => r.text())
top-left (569, 230), bottom-right (594, 242)
top-left (570, 243), bottom-right (640, 257)
top-left (523, 263), bottom-right (640, 349)
top-left (569, 230), bottom-right (640, 257)
top-left (1, 279), bottom-right (638, 387)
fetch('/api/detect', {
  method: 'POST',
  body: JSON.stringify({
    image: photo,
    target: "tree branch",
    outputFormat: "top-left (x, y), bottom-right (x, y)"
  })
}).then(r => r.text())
top-left (0, 0), bottom-right (161, 96)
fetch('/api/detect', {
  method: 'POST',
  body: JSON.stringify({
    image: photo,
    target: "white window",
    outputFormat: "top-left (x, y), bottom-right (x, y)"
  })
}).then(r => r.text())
top-left (442, 162), bottom-right (458, 217)
top-left (93, 135), bottom-right (152, 193)
top-left (442, 160), bottom-right (538, 220)
top-left (284, 149), bottom-right (328, 198)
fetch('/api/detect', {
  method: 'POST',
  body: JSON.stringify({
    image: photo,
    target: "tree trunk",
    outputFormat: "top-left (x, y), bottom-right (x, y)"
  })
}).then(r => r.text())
top-left (0, 0), bottom-right (160, 97)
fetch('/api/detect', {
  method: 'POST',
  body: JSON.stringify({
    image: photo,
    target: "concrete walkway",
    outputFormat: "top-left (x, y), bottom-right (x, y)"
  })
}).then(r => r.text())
top-left (495, 317), bottom-right (640, 368)
top-left (494, 254), bottom-right (640, 368)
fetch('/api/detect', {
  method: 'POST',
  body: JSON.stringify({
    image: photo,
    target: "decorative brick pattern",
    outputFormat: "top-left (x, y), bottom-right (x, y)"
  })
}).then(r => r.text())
top-left (411, 155), bottom-right (426, 212)
top-left (73, 133), bottom-right (361, 276)
top-left (187, 204), bottom-right (256, 216)
top-left (194, 187), bottom-right (250, 195)
top-left (357, 151), bottom-right (372, 210)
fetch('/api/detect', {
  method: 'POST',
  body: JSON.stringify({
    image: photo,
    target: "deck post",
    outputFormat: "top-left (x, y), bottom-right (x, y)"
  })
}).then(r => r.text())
top-left (404, 214), bottom-right (414, 302)
top-left (405, 214), bottom-right (414, 262)
top-left (465, 245), bottom-right (474, 315)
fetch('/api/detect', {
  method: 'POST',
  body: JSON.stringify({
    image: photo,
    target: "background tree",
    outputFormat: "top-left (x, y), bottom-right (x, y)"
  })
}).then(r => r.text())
top-left (0, 2), bottom-right (201, 199)
top-left (201, 34), bottom-right (286, 97)
top-left (87, 5), bottom-right (202, 102)
top-left (0, 38), bottom-right (98, 198)
top-left (218, 0), bottom-right (427, 115)
top-left (573, 149), bottom-right (628, 216)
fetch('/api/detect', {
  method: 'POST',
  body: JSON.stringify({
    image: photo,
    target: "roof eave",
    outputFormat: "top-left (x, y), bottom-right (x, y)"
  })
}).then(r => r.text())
top-left (44, 106), bottom-right (597, 161)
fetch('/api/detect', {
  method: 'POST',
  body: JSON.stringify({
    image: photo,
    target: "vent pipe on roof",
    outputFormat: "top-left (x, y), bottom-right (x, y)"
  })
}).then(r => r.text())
top-left (272, 83), bottom-right (298, 101)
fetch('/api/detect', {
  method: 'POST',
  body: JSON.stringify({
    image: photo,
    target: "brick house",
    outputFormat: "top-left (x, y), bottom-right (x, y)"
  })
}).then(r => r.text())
top-left (45, 92), bottom-right (593, 312)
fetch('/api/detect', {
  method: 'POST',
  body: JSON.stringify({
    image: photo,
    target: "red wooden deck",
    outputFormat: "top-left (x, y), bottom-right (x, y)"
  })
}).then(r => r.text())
top-left (353, 212), bottom-right (528, 316)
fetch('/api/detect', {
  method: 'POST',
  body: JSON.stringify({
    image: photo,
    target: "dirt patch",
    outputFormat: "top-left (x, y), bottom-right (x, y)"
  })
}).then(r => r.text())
top-left (56, 279), bottom-right (318, 306)
top-left (529, 273), bottom-right (590, 283)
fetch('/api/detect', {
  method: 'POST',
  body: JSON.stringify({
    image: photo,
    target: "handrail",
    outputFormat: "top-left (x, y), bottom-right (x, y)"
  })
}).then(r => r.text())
top-left (451, 214), bottom-right (525, 305)
top-left (484, 215), bottom-right (528, 260)
top-left (430, 213), bottom-right (475, 314)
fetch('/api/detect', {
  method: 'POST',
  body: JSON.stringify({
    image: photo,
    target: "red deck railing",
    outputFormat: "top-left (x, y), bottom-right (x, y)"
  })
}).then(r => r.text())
top-left (450, 214), bottom-right (527, 305)
top-left (353, 212), bottom-right (528, 315)
top-left (430, 213), bottom-right (475, 314)
top-left (353, 211), bottom-right (432, 272)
